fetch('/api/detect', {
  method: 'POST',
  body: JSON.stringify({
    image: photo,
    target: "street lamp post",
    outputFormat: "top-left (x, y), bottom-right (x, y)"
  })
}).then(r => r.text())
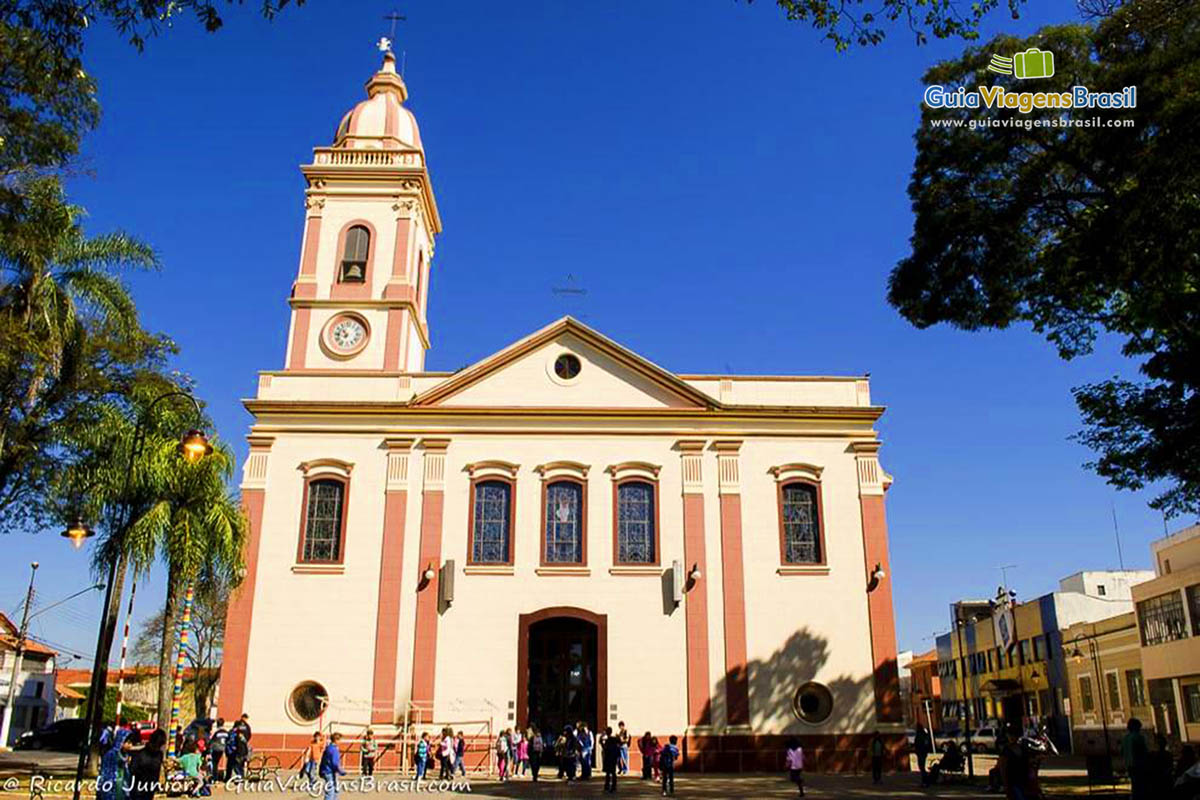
top-left (954, 618), bottom-right (975, 779)
top-left (70, 390), bottom-right (212, 800)
top-left (1072, 633), bottom-right (1111, 758)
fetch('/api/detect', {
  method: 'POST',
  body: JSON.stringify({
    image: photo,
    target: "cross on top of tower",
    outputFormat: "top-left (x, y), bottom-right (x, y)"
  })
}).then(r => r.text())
top-left (382, 10), bottom-right (406, 45)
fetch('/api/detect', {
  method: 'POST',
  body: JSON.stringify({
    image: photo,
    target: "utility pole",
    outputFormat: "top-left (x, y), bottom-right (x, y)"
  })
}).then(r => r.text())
top-left (0, 562), bottom-right (39, 749)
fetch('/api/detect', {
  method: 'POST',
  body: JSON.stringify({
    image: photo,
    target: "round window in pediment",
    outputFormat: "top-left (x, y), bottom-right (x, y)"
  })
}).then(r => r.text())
top-left (554, 353), bottom-right (582, 381)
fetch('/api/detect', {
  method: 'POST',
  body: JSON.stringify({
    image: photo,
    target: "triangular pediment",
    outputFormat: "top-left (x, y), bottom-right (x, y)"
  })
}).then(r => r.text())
top-left (411, 318), bottom-right (716, 410)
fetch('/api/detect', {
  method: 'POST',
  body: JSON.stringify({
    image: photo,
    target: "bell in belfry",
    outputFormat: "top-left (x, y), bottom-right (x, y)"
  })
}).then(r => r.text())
top-left (342, 261), bottom-right (365, 282)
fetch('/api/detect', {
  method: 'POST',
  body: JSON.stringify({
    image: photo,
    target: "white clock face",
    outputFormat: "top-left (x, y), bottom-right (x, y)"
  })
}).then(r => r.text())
top-left (329, 317), bottom-right (366, 352)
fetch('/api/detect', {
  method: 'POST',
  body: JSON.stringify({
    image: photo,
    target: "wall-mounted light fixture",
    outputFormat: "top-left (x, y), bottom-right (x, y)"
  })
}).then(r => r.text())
top-left (688, 564), bottom-right (702, 583)
top-left (868, 562), bottom-right (887, 592)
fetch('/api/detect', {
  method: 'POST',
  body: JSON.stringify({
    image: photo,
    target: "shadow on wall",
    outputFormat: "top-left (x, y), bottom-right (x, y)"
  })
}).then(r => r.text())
top-left (685, 628), bottom-right (902, 773)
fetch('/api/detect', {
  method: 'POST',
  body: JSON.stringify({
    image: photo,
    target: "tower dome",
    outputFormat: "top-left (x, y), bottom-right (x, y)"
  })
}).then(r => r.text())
top-left (333, 51), bottom-right (422, 150)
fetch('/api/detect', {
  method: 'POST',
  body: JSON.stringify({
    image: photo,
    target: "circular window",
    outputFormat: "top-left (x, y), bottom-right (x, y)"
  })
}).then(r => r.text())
top-left (791, 681), bottom-right (833, 725)
top-left (288, 681), bottom-right (328, 723)
top-left (554, 354), bottom-right (582, 380)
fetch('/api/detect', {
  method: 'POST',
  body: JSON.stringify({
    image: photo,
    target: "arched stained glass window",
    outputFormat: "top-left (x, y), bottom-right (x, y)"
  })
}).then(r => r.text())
top-left (781, 482), bottom-right (822, 564)
top-left (472, 480), bottom-right (512, 564)
top-left (340, 225), bottom-right (370, 283)
top-left (302, 479), bottom-right (345, 562)
top-left (544, 481), bottom-right (583, 564)
top-left (616, 481), bottom-right (655, 564)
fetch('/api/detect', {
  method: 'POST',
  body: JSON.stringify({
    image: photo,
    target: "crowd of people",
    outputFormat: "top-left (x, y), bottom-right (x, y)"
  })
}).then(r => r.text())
top-left (92, 714), bottom-right (254, 800)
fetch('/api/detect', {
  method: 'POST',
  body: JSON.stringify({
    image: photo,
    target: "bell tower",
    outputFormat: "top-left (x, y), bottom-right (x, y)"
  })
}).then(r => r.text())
top-left (284, 50), bottom-right (442, 373)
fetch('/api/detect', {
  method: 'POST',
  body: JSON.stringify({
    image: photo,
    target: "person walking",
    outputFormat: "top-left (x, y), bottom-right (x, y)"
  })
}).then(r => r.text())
top-left (229, 726), bottom-right (250, 781)
top-left (319, 732), bottom-right (345, 800)
top-left (555, 728), bottom-right (569, 779)
top-left (870, 731), bottom-right (884, 784)
top-left (602, 726), bottom-right (622, 793)
top-left (785, 737), bottom-right (805, 797)
top-left (528, 726), bottom-right (543, 782)
top-left (495, 729), bottom-right (510, 781)
top-left (129, 728), bottom-right (166, 800)
top-left (300, 732), bottom-right (323, 787)
top-left (232, 714), bottom-right (252, 745)
top-left (914, 723), bottom-right (932, 785)
top-left (638, 732), bottom-right (653, 780)
top-left (359, 729), bottom-right (377, 776)
top-left (617, 722), bottom-right (631, 775)
top-left (578, 722), bottom-right (594, 780)
top-left (1121, 717), bottom-right (1150, 800)
top-left (658, 735), bottom-right (679, 797)
top-left (206, 721), bottom-right (227, 783)
top-left (515, 728), bottom-right (529, 776)
top-left (455, 731), bottom-right (466, 777)
top-left (439, 729), bottom-right (456, 780)
top-left (562, 725), bottom-right (580, 781)
top-left (96, 728), bottom-right (135, 800)
top-left (414, 733), bottom-right (430, 781)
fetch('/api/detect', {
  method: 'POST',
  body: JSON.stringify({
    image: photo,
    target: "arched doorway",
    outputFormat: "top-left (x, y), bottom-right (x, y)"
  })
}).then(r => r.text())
top-left (517, 607), bottom-right (607, 735)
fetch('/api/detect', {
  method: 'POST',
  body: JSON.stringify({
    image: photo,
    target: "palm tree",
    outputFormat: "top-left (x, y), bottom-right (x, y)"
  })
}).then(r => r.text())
top-left (0, 176), bottom-right (160, 528)
top-left (122, 433), bottom-right (245, 727)
top-left (55, 382), bottom-right (245, 732)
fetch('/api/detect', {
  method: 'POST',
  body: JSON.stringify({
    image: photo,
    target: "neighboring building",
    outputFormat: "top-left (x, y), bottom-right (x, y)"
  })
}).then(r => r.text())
top-left (0, 613), bottom-right (57, 745)
top-left (1133, 524), bottom-right (1200, 745)
top-left (218, 50), bottom-right (905, 773)
top-left (55, 667), bottom-right (215, 724)
top-left (897, 650), bottom-right (913, 726)
top-left (935, 571), bottom-right (1149, 752)
top-left (1059, 570), bottom-right (1154, 601)
top-left (55, 684), bottom-right (85, 720)
top-left (1061, 611), bottom-right (1149, 755)
top-left (907, 650), bottom-right (942, 732)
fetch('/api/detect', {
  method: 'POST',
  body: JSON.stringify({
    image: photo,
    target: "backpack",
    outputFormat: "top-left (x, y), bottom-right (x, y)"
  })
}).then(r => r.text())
top-left (659, 745), bottom-right (676, 770)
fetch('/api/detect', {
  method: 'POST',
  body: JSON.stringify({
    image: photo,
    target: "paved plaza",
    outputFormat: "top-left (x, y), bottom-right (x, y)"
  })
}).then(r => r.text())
top-left (0, 749), bottom-right (1121, 800)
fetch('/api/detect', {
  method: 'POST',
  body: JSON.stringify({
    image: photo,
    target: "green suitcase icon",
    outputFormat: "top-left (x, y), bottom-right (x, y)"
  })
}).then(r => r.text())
top-left (1013, 48), bottom-right (1054, 79)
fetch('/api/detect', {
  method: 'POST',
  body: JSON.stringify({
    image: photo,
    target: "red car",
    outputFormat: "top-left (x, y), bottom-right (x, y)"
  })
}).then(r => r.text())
top-left (129, 720), bottom-right (158, 736)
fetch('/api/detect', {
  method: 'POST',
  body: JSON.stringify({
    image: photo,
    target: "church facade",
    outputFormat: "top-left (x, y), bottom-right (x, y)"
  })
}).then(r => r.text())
top-left (218, 52), bottom-right (904, 772)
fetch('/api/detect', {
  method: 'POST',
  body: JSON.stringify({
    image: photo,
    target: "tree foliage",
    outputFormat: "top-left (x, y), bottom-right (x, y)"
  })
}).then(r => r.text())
top-left (888, 0), bottom-right (1200, 514)
top-left (0, 177), bottom-right (170, 529)
top-left (1, 1), bottom-right (302, 192)
top-left (764, 0), bottom-right (1026, 50)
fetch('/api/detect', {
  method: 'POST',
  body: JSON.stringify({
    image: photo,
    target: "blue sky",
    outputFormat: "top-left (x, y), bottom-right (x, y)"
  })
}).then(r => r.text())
top-left (4, 0), bottom-right (1179, 670)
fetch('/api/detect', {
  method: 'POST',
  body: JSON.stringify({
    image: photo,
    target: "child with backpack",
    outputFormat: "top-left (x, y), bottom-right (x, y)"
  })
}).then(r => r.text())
top-left (495, 730), bottom-right (510, 781)
top-left (659, 735), bottom-right (679, 796)
top-left (414, 733), bottom-right (430, 781)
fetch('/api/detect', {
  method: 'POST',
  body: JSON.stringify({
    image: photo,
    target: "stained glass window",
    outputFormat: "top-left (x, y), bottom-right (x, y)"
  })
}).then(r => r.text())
top-left (302, 479), bottom-right (344, 562)
top-left (472, 480), bottom-right (511, 564)
top-left (340, 225), bottom-right (370, 283)
top-left (616, 481), bottom-right (655, 564)
top-left (544, 481), bottom-right (583, 564)
top-left (781, 483), bottom-right (821, 564)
